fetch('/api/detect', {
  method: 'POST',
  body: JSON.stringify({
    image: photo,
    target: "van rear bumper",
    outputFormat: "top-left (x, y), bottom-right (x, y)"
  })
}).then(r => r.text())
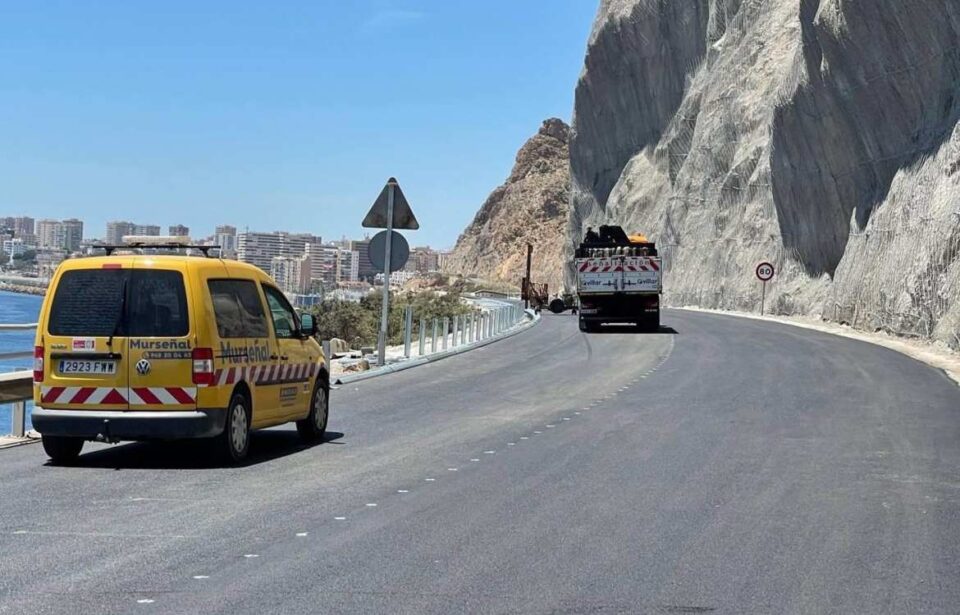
top-left (31, 408), bottom-right (227, 441)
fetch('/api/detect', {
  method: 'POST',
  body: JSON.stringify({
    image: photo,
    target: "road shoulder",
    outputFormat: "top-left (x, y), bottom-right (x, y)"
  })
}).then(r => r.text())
top-left (676, 306), bottom-right (960, 386)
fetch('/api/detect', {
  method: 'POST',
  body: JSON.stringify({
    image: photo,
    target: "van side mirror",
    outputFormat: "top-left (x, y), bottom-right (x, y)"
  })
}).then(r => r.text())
top-left (300, 313), bottom-right (317, 337)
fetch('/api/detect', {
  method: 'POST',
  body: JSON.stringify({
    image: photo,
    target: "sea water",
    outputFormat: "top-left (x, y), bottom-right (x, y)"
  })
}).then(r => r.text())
top-left (0, 291), bottom-right (42, 434)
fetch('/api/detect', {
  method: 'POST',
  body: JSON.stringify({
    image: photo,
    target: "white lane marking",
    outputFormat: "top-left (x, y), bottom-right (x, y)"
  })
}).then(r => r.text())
top-left (546, 425), bottom-right (555, 428)
top-left (296, 532), bottom-right (308, 537)
top-left (507, 442), bottom-right (515, 446)
top-left (366, 503), bottom-right (378, 507)
top-left (562, 418), bottom-right (571, 421)
top-left (425, 478), bottom-right (436, 482)
top-left (137, 599), bottom-right (155, 604)
top-left (520, 436), bottom-right (529, 440)
top-left (11, 530), bottom-right (191, 539)
top-left (484, 450), bottom-right (496, 454)
top-left (574, 412), bottom-right (581, 415)
top-left (334, 516), bottom-right (346, 521)
top-left (243, 554), bottom-right (259, 558)
top-left (398, 490), bottom-right (409, 493)
top-left (448, 468), bottom-right (458, 471)
top-left (534, 431), bottom-right (542, 434)
top-left (470, 458), bottom-right (480, 462)
top-left (193, 575), bottom-right (209, 580)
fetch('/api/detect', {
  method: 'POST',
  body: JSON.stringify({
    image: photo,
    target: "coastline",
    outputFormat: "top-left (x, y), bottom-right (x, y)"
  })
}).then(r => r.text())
top-left (0, 284), bottom-right (46, 297)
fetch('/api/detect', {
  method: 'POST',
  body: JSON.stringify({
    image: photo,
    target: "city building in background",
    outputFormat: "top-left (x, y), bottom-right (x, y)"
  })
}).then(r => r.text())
top-left (236, 231), bottom-right (321, 272)
top-left (0, 216), bottom-right (35, 239)
top-left (374, 270), bottom-right (418, 286)
top-left (105, 221), bottom-right (136, 244)
top-left (350, 237), bottom-right (375, 282)
top-left (2, 238), bottom-right (31, 260)
top-left (270, 253), bottom-right (312, 295)
top-left (214, 225), bottom-right (238, 258)
top-left (133, 224), bottom-right (161, 237)
top-left (35, 218), bottom-right (83, 252)
top-left (168, 224), bottom-right (190, 237)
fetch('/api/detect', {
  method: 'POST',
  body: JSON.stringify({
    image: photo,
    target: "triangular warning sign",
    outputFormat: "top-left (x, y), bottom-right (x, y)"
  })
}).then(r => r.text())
top-left (362, 178), bottom-right (419, 230)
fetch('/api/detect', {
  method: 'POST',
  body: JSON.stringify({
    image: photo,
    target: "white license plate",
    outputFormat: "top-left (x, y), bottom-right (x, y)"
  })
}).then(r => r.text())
top-left (58, 360), bottom-right (117, 375)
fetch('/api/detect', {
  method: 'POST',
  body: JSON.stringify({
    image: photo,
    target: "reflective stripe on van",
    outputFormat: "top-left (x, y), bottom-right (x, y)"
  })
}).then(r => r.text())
top-left (41, 386), bottom-right (197, 406)
top-left (212, 363), bottom-right (318, 387)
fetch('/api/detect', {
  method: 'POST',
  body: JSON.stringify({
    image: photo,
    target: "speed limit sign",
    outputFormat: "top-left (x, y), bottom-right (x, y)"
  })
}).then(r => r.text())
top-left (756, 262), bottom-right (775, 282)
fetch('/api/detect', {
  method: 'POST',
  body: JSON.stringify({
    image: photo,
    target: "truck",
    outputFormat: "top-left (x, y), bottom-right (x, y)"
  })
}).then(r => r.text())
top-left (575, 225), bottom-right (662, 332)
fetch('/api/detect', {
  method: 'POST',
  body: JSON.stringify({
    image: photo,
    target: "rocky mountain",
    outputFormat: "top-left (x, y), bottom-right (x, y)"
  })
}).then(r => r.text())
top-left (445, 118), bottom-right (571, 293)
top-left (569, 0), bottom-right (960, 349)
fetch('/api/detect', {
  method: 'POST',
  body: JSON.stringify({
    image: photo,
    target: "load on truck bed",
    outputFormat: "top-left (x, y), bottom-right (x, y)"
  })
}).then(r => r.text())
top-left (575, 225), bottom-right (662, 332)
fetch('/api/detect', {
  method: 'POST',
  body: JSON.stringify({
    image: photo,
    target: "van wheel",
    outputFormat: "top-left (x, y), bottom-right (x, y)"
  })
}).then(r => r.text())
top-left (297, 381), bottom-right (329, 443)
top-left (217, 393), bottom-right (250, 463)
top-left (42, 436), bottom-right (84, 465)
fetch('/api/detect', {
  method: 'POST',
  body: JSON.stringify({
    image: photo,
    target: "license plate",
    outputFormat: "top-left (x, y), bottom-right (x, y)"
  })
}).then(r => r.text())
top-left (58, 360), bottom-right (117, 375)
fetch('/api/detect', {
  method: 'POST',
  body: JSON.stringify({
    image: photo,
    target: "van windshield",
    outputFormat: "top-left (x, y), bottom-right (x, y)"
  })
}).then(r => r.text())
top-left (49, 269), bottom-right (189, 337)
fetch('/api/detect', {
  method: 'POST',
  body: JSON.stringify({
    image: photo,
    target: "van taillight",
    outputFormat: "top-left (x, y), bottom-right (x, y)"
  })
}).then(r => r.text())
top-left (33, 346), bottom-right (44, 383)
top-left (192, 348), bottom-right (215, 386)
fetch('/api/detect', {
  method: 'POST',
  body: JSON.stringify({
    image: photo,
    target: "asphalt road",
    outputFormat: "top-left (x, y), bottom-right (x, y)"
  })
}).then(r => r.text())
top-left (2, 310), bottom-right (959, 614)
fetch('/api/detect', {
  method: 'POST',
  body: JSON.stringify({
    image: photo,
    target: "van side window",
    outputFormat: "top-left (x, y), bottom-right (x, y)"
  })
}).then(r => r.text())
top-left (262, 285), bottom-right (299, 339)
top-left (208, 280), bottom-right (270, 338)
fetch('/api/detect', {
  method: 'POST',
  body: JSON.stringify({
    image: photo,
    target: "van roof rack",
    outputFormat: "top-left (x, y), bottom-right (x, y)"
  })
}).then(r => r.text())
top-left (97, 244), bottom-right (221, 257)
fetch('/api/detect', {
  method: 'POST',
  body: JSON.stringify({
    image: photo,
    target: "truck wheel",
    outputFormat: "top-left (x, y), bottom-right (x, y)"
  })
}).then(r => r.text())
top-left (579, 318), bottom-right (595, 333)
top-left (549, 298), bottom-right (566, 314)
top-left (42, 436), bottom-right (84, 465)
top-left (297, 380), bottom-right (329, 443)
top-left (217, 392), bottom-right (250, 464)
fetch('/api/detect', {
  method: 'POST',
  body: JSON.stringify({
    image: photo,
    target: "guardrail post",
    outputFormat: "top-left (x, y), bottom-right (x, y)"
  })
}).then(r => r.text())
top-left (403, 306), bottom-right (413, 358)
top-left (452, 316), bottom-right (459, 348)
top-left (418, 318), bottom-right (426, 356)
top-left (11, 400), bottom-right (26, 438)
top-left (431, 318), bottom-right (438, 353)
top-left (461, 315), bottom-right (467, 345)
top-left (442, 317), bottom-right (450, 349)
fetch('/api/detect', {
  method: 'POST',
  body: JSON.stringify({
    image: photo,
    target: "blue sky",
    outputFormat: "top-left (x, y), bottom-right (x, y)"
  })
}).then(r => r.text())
top-left (0, 1), bottom-right (597, 248)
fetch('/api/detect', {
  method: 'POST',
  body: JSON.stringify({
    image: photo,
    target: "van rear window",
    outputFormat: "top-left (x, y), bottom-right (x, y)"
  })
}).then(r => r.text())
top-left (48, 269), bottom-right (189, 337)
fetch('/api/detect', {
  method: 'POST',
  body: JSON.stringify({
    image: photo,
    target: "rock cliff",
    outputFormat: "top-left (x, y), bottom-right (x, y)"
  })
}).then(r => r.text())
top-left (569, 0), bottom-right (960, 349)
top-left (445, 119), bottom-right (571, 293)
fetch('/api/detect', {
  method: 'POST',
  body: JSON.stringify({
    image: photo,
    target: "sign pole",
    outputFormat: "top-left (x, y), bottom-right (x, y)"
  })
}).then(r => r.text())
top-left (761, 279), bottom-right (766, 316)
top-left (377, 182), bottom-right (395, 366)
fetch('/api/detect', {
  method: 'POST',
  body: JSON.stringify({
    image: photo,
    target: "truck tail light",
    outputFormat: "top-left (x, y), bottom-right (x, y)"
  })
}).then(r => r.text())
top-left (33, 346), bottom-right (44, 383)
top-left (192, 348), bottom-right (215, 386)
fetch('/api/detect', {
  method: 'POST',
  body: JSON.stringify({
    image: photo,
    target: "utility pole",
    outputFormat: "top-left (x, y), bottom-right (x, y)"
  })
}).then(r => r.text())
top-left (524, 243), bottom-right (533, 309)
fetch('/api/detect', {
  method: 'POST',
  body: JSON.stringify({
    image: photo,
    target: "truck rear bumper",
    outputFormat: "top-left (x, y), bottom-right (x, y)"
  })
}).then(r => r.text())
top-left (32, 408), bottom-right (227, 441)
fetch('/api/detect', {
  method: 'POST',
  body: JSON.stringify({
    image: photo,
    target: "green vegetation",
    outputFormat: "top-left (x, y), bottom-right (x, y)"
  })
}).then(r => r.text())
top-left (310, 290), bottom-right (474, 349)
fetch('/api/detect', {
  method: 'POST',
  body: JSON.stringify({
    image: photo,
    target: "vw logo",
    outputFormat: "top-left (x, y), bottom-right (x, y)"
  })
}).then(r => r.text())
top-left (136, 359), bottom-right (151, 375)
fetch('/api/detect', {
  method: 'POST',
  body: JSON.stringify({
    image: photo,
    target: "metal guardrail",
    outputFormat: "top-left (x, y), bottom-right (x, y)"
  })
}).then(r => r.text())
top-left (1, 323), bottom-right (36, 438)
top-left (0, 305), bottom-right (529, 438)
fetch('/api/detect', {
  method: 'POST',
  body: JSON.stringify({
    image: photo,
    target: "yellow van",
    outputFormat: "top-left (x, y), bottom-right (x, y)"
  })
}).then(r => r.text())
top-left (31, 250), bottom-right (329, 464)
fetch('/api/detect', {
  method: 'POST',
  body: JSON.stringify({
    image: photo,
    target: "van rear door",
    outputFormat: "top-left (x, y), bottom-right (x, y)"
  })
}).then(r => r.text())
top-left (125, 266), bottom-right (197, 410)
top-left (40, 265), bottom-right (131, 410)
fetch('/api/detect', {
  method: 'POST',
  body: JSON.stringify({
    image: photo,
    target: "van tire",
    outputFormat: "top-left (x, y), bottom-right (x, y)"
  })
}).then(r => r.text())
top-left (217, 392), bottom-right (251, 464)
top-left (42, 436), bottom-right (84, 465)
top-left (297, 379), bottom-right (329, 443)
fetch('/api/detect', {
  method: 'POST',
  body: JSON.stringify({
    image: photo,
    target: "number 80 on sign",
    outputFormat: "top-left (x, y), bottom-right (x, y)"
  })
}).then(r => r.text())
top-left (756, 262), bottom-right (775, 282)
